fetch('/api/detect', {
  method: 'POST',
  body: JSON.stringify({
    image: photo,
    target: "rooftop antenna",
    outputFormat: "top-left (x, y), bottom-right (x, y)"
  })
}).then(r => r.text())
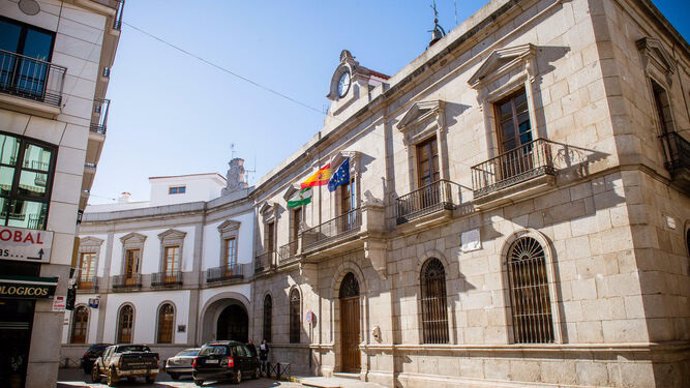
top-left (230, 143), bottom-right (237, 159)
top-left (428, 0), bottom-right (446, 47)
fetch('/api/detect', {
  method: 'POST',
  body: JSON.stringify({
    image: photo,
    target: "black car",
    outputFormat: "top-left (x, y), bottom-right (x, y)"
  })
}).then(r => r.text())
top-left (192, 340), bottom-right (260, 385)
top-left (80, 343), bottom-right (112, 374)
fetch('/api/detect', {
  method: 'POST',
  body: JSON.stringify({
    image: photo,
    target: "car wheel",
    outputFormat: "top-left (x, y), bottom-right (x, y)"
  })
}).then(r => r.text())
top-left (169, 373), bottom-right (179, 380)
top-left (194, 379), bottom-right (204, 386)
top-left (107, 366), bottom-right (118, 387)
top-left (233, 369), bottom-right (242, 384)
top-left (91, 365), bottom-right (101, 383)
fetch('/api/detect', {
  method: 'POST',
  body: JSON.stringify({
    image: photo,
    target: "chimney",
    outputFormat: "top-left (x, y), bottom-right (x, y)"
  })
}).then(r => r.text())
top-left (118, 192), bottom-right (131, 203)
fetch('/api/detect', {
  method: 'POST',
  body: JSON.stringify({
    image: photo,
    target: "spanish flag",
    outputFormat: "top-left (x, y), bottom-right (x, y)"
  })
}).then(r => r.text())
top-left (301, 163), bottom-right (332, 188)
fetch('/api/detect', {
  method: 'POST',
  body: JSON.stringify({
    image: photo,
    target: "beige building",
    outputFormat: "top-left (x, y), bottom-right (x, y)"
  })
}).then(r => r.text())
top-left (0, 0), bottom-right (123, 387)
top-left (65, 0), bottom-right (690, 387)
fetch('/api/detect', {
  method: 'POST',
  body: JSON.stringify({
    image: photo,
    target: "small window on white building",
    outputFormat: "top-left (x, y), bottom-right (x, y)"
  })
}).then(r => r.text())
top-left (169, 186), bottom-right (186, 194)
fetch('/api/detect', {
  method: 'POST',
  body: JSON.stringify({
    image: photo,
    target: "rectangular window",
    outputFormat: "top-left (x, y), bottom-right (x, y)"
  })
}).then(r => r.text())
top-left (164, 246), bottom-right (180, 274)
top-left (223, 238), bottom-right (237, 268)
top-left (495, 89), bottom-right (533, 178)
top-left (78, 252), bottom-right (96, 286)
top-left (651, 80), bottom-right (674, 135)
top-left (168, 186), bottom-right (186, 194)
top-left (0, 17), bottom-right (56, 100)
top-left (0, 132), bottom-right (56, 230)
top-left (124, 249), bottom-right (140, 285)
top-left (266, 221), bottom-right (275, 253)
top-left (416, 136), bottom-right (439, 188)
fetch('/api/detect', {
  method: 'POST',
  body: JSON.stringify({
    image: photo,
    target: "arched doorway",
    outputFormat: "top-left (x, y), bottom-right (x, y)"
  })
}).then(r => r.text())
top-left (339, 272), bottom-right (360, 372)
top-left (216, 304), bottom-right (248, 342)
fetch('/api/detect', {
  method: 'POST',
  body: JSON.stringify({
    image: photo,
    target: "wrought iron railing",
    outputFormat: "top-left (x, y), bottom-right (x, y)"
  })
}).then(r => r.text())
top-left (0, 50), bottom-right (66, 106)
top-left (205, 263), bottom-right (246, 283)
top-left (660, 131), bottom-right (690, 172)
top-left (151, 271), bottom-right (183, 286)
top-left (111, 274), bottom-right (142, 289)
top-left (255, 251), bottom-right (275, 272)
top-left (90, 98), bottom-right (110, 134)
top-left (279, 240), bottom-right (300, 265)
top-left (396, 180), bottom-right (460, 224)
top-left (302, 208), bottom-right (361, 249)
top-left (77, 276), bottom-right (98, 292)
top-left (471, 138), bottom-right (558, 198)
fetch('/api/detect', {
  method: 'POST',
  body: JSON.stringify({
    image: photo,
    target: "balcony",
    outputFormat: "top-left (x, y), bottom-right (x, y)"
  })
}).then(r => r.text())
top-left (661, 131), bottom-right (690, 192)
top-left (278, 240), bottom-right (300, 266)
top-left (302, 208), bottom-right (362, 255)
top-left (396, 180), bottom-right (461, 225)
top-left (254, 250), bottom-right (276, 273)
top-left (90, 98), bottom-right (110, 135)
top-left (77, 276), bottom-right (98, 293)
top-left (151, 271), bottom-right (183, 287)
top-left (111, 274), bottom-right (142, 290)
top-left (205, 264), bottom-right (247, 284)
top-left (472, 138), bottom-right (560, 207)
top-left (0, 50), bottom-right (66, 111)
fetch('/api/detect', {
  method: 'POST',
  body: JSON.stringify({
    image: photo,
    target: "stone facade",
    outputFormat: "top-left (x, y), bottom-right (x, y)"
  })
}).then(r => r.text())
top-left (63, 0), bottom-right (690, 387)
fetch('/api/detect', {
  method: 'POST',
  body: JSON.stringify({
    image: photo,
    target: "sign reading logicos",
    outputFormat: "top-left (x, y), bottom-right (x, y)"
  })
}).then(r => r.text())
top-left (0, 226), bottom-right (53, 263)
top-left (0, 276), bottom-right (58, 299)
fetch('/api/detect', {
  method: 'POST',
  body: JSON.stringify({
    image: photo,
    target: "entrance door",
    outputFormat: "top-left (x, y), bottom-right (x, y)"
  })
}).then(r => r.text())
top-left (339, 273), bottom-right (360, 372)
top-left (216, 304), bottom-right (248, 342)
top-left (0, 299), bottom-right (34, 388)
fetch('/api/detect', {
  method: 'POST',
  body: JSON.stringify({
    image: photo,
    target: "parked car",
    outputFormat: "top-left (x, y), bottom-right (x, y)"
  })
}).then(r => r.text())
top-left (192, 340), bottom-right (260, 385)
top-left (91, 344), bottom-right (159, 386)
top-left (164, 348), bottom-right (200, 380)
top-left (80, 343), bottom-right (112, 374)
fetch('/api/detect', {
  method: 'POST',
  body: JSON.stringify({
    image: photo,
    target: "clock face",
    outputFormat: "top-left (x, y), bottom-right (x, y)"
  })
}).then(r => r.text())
top-left (337, 71), bottom-right (351, 98)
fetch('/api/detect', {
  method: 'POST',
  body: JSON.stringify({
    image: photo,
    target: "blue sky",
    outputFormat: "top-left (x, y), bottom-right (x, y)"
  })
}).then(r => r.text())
top-left (90, 0), bottom-right (690, 204)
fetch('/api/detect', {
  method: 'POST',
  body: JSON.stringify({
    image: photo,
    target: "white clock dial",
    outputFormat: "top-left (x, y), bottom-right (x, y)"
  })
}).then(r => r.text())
top-left (337, 71), bottom-right (351, 98)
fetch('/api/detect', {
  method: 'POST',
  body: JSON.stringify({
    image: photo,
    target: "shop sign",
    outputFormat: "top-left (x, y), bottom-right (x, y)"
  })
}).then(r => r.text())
top-left (53, 296), bottom-right (66, 311)
top-left (0, 276), bottom-right (58, 299)
top-left (0, 226), bottom-right (53, 263)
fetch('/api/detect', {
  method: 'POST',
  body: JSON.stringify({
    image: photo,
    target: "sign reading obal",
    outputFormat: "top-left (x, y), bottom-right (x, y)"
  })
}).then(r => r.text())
top-left (0, 226), bottom-right (53, 263)
top-left (0, 276), bottom-right (58, 299)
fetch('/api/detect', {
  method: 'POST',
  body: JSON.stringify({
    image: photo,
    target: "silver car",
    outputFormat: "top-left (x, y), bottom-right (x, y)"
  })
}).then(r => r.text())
top-left (164, 348), bottom-right (200, 380)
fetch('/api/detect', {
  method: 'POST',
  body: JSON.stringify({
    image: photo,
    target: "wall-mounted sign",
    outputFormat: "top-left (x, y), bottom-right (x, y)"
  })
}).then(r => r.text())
top-left (177, 325), bottom-right (186, 333)
top-left (0, 275), bottom-right (58, 299)
top-left (461, 229), bottom-right (481, 253)
top-left (0, 226), bottom-right (53, 263)
top-left (88, 298), bottom-right (100, 308)
top-left (52, 296), bottom-right (66, 312)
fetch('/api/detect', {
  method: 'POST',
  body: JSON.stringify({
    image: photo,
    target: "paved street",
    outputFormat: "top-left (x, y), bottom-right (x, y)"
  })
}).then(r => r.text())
top-left (57, 368), bottom-right (302, 388)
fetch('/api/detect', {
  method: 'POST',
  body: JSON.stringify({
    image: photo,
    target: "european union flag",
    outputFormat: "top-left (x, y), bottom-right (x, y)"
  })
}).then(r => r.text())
top-left (327, 158), bottom-right (350, 192)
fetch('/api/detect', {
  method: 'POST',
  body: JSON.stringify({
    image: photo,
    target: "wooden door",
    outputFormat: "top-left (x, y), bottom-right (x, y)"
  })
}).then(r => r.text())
top-left (495, 90), bottom-right (533, 179)
top-left (124, 249), bottom-right (140, 286)
top-left (340, 297), bottom-right (360, 372)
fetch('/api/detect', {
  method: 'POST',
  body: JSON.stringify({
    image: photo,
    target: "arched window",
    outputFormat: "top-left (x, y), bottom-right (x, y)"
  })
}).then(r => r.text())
top-left (117, 305), bottom-right (134, 343)
top-left (70, 306), bottom-right (89, 344)
top-left (289, 289), bottom-right (300, 343)
top-left (506, 237), bottom-right (554, 343)
top-left (420, 258), bottom-right (449, 344)
top-left (157, 303), bottom-right (175, 344)
top-left (263, 295), bottom-right (272, 342)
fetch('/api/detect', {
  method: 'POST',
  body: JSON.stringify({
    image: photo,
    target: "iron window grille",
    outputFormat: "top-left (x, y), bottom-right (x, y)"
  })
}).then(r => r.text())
top-left (420, 258), bottom-right (449, 344)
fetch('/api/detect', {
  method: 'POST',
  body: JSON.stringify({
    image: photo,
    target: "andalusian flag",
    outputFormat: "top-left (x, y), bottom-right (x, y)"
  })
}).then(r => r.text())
top-left (287, 188), bottom-right (313, 208)
top-left (301, 163), bottom-right (332, 188)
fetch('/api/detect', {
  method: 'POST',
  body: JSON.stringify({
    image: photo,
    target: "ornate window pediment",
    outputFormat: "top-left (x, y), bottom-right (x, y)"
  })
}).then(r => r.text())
top-left (259, 202), bottom-right (280, 222)
top-left (397, 100), bottom-right (446, 145)
top-left (120, 232), bottom-right (146, 244)
top-left (158, 229), bottom-right (186, 242)
top-left (637, 37), bottom-right (676, 88)
top-left (80, 236), bottom-right (104, 249)
top-left (217, 220), bottom-right (241, 234)
top-left (468, 43), bottom-right (537, 90)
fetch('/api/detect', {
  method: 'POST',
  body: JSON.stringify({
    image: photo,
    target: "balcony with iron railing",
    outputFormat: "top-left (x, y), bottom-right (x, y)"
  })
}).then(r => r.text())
top-left (205, 263), bottom-right (248, 284)
top-left (660, 131), bottom-right (690, 192)
top-left (471, 138), bottom-right (561, 207)
top-left (254, 250), bottom-right (276, 274)
top-left (77, 276), bottom-right (98, 293)
top-left (0, 50), bottom-right (66, 109)
top-left (396, 179), bottom-right (461, 225)
top-left (279, 240), bottom-right (300, 266)
top-left (111, 274), bottom-right (142, 290)
top-left (302, 208), bottom-right (362, 255)
top-left (90, 98), bottom-right (110, 135)
top-left (151, 271), bottom-right (183, 287)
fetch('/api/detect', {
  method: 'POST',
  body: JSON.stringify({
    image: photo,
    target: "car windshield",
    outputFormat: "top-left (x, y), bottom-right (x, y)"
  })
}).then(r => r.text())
top-left (199, 345), bottom-right (227, 356)
top-left (119, 345), bottom-right (150, 352)
top-left (175, 350), bottom-right (200, 357)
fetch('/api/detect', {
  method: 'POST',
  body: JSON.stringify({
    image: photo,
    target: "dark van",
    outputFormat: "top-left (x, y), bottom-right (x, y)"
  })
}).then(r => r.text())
top-left (192, 340), bottom-right (260, 385)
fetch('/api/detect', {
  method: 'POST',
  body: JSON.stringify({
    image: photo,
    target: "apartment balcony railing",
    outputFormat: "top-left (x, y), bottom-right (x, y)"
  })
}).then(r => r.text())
top-left (279, 240), bottom-right (300, 266)
top-left (90, 98), bottom-right (110, 135)
top-left (396, 180), bottom-right (460, 225)
top-left (472, 138), bottom-right (558, 198)
top-left (151, 271), bottom-right (183, 287)
top-left (255, 251), bottom-right (276, 273)
top-left (205, 263), bottom-right (246, 283)
top-left (0, 50), bottom-right (66, 107)
top-left (111, 274), bottom-right (142, 290)
top-left (660, 131), bottom-right (690, 192)
top-left (302, 208), bottom-right (361, 250)
top-left (77, 276), bottom-right (98, 292)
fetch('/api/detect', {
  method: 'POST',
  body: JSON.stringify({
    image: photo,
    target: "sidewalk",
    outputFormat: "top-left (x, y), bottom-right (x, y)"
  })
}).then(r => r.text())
top-left (297, 376), bottom-right (388, 388)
